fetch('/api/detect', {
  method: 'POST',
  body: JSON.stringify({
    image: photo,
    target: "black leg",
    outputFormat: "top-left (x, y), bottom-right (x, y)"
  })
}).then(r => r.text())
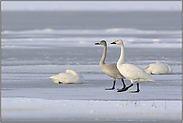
top-left (105, 79), bottom-right (116, 90)
top-left (121, 79), bottom-right (126, 89)
top-left (117, 79), bottom-right (126, 91)
top-left (129, 83), bottom-right (140, 93)
top-left (117, 83), bottom-right (133, 92)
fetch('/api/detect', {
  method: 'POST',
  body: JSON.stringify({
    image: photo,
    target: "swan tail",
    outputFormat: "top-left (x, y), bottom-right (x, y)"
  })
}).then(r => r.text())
top-left (48, 76), bottom-right (60, 84)
top-left (167, 65), bottom-right (172, 73)
top-left (143, 66), bottom-right (152, 74)
top-left (146, 75), bottom-right (155, 83)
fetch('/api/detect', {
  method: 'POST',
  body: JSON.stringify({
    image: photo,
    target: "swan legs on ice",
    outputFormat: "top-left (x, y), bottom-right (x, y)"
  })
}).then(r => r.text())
top-left (105, 79), bottom-right (126, 90)
top-left (129, 83), bottom-right (140, 93)
top-left (105, 79), bottom-right (116, 90)
top-left (117, 83), bottom-right (140, 93)
top-left (117, 79), bottom-right (126, 91)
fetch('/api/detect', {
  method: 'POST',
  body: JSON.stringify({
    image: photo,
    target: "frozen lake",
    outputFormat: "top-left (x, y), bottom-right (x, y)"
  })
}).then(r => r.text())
top-left (1, 11), bottom-right (182, 122)
top-left (2, 47), bottom-right (182, 122)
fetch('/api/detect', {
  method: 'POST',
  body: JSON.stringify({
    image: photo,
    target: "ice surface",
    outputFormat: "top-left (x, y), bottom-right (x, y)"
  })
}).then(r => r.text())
top-left (1, 11), bottom-right (182, 121)
top-left (2, 98), bottom-right (181, 122)
top-left (2, 46), bottom-right (181, 121)
top-left (2, 28), bottom-right (182, 48)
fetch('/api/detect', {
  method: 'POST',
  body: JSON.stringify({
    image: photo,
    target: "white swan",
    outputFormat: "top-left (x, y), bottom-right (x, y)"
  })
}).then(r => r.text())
top-left (143, 61), bottom-right (172, 75)
top-left (95, 40), bottom-right (126, 91)
top-left (48, 69), bottom-right (84, 84)
top-left (111, 39), bottom-right (155, 93)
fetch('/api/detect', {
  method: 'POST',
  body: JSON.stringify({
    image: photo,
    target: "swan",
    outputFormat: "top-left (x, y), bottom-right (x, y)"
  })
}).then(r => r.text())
top-left (111, 39), bottom-right (155, 93)
top-left (143, 61), bottom-right (172, 75)
top-left (48, 69), bottom-right (84, 84)
top-left (95, 40), bottom-right (126, 91)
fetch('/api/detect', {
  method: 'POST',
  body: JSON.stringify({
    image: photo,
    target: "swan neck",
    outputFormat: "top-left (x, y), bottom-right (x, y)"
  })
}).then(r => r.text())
top-left (117, 44), bottom-right (124, 66)
top-left (100, 45), bottom-right (107, 65)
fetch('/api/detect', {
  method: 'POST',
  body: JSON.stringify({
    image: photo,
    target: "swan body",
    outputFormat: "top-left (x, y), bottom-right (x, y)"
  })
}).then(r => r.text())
top-left (111, 39), bottom-right (155, 92)
top-left (48, 69), bottom-right (84, 84)
top-left (100, 63), bottom-right (123, 79)
top-left (95, 40), bottom-right (125, 90)
top-left (143, 62), bottom-right (172, 75)
top-left (119, 64), bottom-right (154, 84)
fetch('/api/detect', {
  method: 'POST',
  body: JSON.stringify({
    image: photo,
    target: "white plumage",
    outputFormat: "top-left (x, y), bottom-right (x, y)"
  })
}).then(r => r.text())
top-left (48, 69), bottom-right (84, 84)
top-left (111, 39), bottom-right (155, 92)
top-left (119, 64), bottom-right (154, 84)
top-left (143, 61), bottom-right (172, 75)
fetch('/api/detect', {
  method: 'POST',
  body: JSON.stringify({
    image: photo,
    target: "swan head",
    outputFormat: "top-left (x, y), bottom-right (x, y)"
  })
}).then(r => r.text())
top-left (111, 39), bottom-right (124, 45)
top-left (95, 40), bottom-right (107, 46)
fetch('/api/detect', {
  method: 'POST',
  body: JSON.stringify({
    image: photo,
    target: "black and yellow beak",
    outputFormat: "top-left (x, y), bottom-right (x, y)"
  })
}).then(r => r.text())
top-left (95, 42), bottom-right (100, 45)
top-left (111, 40), bottom-right (117, 44)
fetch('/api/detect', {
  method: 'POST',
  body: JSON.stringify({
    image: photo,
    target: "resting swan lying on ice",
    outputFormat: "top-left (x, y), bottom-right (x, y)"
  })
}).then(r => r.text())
top-left (48, 69), bottom-right (84, 84)
top-left (143, 62), bottom-right (172, 75)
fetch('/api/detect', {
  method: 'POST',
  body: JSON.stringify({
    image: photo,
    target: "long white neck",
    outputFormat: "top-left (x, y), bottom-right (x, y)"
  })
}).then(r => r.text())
top-left (117, 44), bottom-right (124, 67)
top-left (99, 45), bottom-right (107, 65)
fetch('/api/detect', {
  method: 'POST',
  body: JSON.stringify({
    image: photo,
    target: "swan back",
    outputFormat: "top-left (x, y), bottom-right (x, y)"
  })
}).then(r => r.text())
top-left (64, 69), bottom-right (81, 77)
top-left (143, 62), bottom-right (172, 75)
top-left (118, 64), bottom-right (155, 84)
top-left (48, 69), bottom-right (84, 84)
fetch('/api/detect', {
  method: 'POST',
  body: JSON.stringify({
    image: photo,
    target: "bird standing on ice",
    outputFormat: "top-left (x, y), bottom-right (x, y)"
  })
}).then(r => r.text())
top-left (143, 61), bottom-right (172, 75)
top-left (95, 40), bottom-right (126, 91)
top-left (48, 69), bottom-right (84, 84)
top-left (111, 39), bottom-right (155, 93)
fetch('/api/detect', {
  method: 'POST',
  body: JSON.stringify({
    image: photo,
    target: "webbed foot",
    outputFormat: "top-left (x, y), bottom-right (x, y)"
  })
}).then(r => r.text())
top-left (117, 87), bottom-right (128, 92)
top-left (105, 87), bottom-right (115, 90)
top-left (129, 90), bottom-right (140, 93)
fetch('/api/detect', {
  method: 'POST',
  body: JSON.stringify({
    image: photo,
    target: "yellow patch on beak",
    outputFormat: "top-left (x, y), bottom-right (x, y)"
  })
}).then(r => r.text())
top-left (114, 40), bottom-right (118, 43)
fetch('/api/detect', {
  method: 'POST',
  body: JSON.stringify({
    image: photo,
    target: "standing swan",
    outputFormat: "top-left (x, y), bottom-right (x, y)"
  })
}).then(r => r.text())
top-left (111, 39), bottom-right (155, 93)
top-left (143, 61), bottom-right (172, 75)
top-left (48, 69), bottom-right (84, 84)
top-left (95, 40), bottom-right (126, 91)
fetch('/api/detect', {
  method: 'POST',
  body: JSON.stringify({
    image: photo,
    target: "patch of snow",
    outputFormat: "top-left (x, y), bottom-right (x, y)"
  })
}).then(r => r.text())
top-left (1, 98), bottom-right (181, 121)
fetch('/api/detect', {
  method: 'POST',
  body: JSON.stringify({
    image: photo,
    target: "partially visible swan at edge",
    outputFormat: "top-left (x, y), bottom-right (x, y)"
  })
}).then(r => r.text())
top-left (111, 39), bottom-right (155, 93)
top-left (95, 40), bottom-right (126, 91)
top-left (143, 61), bottom-right (172, 75)
top-left (48, 69), bottom-right (84, 84)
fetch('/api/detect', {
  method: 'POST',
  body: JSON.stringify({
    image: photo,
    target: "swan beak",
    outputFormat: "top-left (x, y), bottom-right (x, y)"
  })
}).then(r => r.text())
top-left (95, 42), bottom-right (100, 45)
top-left (111, 41), bottom-right (116, 44)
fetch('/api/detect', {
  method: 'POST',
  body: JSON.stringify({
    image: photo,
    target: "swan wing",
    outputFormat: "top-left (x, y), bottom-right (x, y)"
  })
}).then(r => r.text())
top-left (144, 62), bottom-right (172, 75)
top-left (118, 64), bottom-right (154, 83)
top-left (161, 63), bottom-right (172, 74)
top-left (59, 73), bottom-right (84, 84)
top-left (100, 63), bottom-right (124, 79)
top-left (49, 73), bottom-right (79, 84)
